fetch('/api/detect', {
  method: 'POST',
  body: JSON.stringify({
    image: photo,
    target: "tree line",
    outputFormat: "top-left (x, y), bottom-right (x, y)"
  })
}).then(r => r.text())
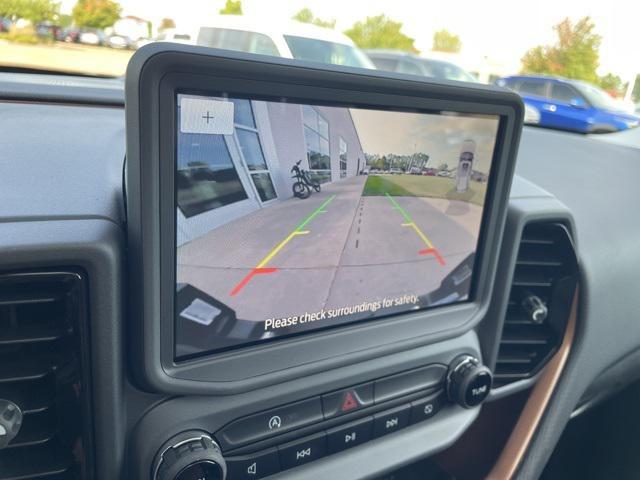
top-left (0, 0), bottom-right (121, 29)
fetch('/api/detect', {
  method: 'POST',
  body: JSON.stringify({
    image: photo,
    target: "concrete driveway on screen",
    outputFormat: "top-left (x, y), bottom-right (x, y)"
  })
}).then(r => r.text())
top-left (177, 175), bottom-right (481, 324)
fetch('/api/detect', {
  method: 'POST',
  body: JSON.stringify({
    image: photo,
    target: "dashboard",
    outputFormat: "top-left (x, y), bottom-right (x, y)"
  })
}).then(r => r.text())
top-left (0, 46), bottom-right (639, 480)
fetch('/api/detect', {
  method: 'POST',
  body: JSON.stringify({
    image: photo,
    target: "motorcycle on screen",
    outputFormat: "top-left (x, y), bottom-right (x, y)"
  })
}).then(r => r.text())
top-left (291, 160), bottom-right (321, 199)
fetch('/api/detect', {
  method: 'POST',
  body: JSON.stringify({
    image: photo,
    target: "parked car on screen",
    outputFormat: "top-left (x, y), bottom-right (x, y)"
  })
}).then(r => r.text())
top-left (196, 16), bottom-right (375, 69)
top-left (498, 75), bottom-right (640, 133)
top-left (365, 50), bottom-right (478, 83)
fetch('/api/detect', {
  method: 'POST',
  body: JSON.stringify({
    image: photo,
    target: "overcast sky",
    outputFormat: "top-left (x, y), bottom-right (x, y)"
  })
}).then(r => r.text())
top-left (350, 109), bottom-right (499, 173)
top-left (59, 0), bottom-right (638, 79)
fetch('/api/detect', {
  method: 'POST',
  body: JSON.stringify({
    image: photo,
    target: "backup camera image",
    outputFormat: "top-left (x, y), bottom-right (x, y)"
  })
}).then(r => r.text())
top-left (174, 93), bottom-right (499, 359)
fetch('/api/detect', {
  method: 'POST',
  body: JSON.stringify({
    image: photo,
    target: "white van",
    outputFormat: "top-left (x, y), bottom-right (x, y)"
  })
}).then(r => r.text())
top-left (196, 16), bottom-right (375, 69)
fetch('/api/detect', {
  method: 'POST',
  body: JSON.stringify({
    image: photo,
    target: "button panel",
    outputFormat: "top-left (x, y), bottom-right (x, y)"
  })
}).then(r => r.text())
top-left (216, 363), bottom-right (450, 476)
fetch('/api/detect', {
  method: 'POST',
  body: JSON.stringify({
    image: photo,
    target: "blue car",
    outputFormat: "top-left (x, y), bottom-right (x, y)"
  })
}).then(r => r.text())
top-left (497, 75), bottom-right (640, 133)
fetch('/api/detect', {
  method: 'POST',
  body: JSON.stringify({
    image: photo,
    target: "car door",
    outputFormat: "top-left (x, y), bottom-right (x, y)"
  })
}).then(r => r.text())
top-left (544, 81), bottom-right (591, 132)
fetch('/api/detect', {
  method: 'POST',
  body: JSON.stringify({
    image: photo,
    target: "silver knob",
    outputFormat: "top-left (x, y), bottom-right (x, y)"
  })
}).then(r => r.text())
top-left (0, 399), bottom-right (23, 449)
top-left (522, 294), bottom-right (548, 324)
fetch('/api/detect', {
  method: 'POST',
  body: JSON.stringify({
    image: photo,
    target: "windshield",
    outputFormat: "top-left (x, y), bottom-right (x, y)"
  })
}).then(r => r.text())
top-left (574, 82), bottom-right (620, 110)
top-left (284, 35), bottom-right (374, 69)
top-left (197, 27), bottom-right (280, 57)
top-left (0, 1), bottom-right (637, 132)
top-left (420, 59), bottom-right (477, 82)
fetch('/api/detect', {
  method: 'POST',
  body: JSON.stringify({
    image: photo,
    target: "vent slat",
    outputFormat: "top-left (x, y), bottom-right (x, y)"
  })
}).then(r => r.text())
top-left (0, 441), bottom-right (73, 480)
top-left (496, 354), bottom-right (536, 365)
top-left (519, 236), bottom-right (555, 245)
top-left (500, 331), bottom-right (552, 346)
top-left (495, 223), bottom-right (576, 387)
top-left (494, 372), bottom-right (532, 381)
top-left (511, 278), bottom-right (553, 288)
top-left (5, 410), bottom-right (56, 449)
top-left (516, 247), bottom-right (563, 267)
top-left (0, 359), bottom-right (53, 383)
top-left (0, 325), bottom-right (71, 346)
top-left (0, 379), bottom-right (55, 414)
top-left (0, 293), bottom-right (60, 307)
top-left (504, 309), bottom-right (536, 325)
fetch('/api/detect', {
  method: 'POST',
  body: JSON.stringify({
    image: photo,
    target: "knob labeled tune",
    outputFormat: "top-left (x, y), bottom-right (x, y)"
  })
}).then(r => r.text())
top-left (447, 355), bottom-right (492, 409)
top-left (153, 432), bottom-right (226, 480)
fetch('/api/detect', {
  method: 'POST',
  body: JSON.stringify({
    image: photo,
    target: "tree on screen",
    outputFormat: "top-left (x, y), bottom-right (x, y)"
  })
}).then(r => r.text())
top-left (345, 15), bottom-right (418, 53)
top-left (219, 0), bottom-right (242, 15)
top-left (292, 8), bottom-right (335, 29)
top-left (521, 17), bottom-right (601, 84)
top-left (432, 29), bottom-right (461, 53)
top-left (72, 0), bottom-right (121, 29)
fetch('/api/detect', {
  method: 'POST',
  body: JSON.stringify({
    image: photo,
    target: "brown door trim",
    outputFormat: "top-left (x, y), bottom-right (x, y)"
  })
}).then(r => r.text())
top-left (488, 289), bottom-right (579, 480)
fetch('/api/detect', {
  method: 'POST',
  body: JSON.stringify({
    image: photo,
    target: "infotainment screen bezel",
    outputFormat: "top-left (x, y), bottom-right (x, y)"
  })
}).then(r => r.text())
top-left (126, 43), bottom-right (523, 394)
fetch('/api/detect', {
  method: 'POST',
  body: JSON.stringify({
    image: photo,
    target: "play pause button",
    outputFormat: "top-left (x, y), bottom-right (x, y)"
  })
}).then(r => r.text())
top-left (326, 416), bottom-right (374, 453)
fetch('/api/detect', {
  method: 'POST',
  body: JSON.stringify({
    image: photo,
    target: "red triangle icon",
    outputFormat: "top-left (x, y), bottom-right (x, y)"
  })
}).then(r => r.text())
top-left (341, 391), bottom-right (359, 412)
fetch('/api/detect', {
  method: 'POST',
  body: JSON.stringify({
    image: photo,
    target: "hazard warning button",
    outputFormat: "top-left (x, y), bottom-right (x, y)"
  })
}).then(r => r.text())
top-left (321, 383), bottom-right (374, 419)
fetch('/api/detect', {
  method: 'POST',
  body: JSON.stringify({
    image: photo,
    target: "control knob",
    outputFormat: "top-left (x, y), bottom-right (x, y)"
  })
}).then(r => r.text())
top-left (153, 431), bottom-right (226, 480)
top-left (446, 355), bottom-right (492, 409)
top-left (522, 294), bottom-right (548, 324)
top-left (0, 399), bottom-right (23, 449)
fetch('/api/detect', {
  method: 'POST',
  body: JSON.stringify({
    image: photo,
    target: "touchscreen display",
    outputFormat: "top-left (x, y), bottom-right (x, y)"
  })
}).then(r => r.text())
top-left (174, 93), bottom-right (499, 359)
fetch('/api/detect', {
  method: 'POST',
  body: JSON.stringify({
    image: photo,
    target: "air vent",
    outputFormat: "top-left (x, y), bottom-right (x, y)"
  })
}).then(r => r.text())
top-left (494, 223), bottom-right (578, 387)
top-left (0, 271), bottom-right (91, 479)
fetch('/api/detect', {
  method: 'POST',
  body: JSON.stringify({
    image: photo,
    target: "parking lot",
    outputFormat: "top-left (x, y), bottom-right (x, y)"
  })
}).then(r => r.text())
top-left (177, 175), bottom-right (481, 328)
top-left (0, 41), bottom-right (131, 76)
